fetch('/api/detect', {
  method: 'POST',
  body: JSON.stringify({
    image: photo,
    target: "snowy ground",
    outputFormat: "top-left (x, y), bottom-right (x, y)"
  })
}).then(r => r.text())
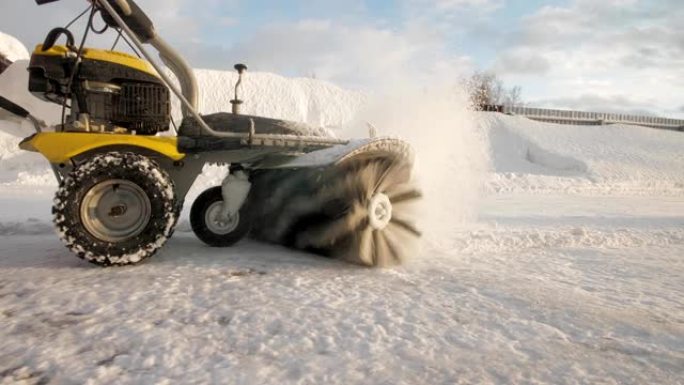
top-left (0, 41), bottom-right (683, 383)
top-left (0, 192), bottom-right (682, 384)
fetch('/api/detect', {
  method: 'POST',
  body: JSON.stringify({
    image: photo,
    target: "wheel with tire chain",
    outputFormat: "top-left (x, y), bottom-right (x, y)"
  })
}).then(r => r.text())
top-left (53, 152), bottom-right (179, 266)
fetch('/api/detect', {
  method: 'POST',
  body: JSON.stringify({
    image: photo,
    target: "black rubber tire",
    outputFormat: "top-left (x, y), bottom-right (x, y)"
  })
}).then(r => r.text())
top-left (190, 186), bottom-right (251, 247)
top-left (53, 152), bottom-right (179, 266)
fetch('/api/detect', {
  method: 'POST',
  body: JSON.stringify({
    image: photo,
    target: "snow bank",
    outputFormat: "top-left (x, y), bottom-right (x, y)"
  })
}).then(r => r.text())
top-left (481, 112), bottom-right (684, 195)
top-left (187, 69), bottom-right (365, 128)
top-left (0, 31), bottom-right (29, 62)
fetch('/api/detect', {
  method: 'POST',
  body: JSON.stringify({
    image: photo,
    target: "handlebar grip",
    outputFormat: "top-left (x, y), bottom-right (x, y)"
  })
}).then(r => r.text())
top-left (113, 0), bottom-right (132, 16)
top-left (35, 0), bottom-right (61, 4)
top-left (100, 0), bottom-right (156, 43)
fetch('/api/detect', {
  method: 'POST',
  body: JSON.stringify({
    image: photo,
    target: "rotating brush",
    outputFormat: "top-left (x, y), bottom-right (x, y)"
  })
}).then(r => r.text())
top-left (248, 156), bottom-right (422, 267)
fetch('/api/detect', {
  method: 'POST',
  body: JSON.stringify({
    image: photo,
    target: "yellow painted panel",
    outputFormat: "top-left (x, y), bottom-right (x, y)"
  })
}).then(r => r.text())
top-left (33, 45), bottom-right (158, 78)
top-left (20, 132), bottom-right (185, 163)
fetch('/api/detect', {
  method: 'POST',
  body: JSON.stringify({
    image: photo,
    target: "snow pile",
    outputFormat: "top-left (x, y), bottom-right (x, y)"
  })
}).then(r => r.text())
top-left (481, 112), bottom-right (684, 195)
top-left (0, 31), bottom-right (29, 63)
top-left (186, 69), bottom-right (365, 129)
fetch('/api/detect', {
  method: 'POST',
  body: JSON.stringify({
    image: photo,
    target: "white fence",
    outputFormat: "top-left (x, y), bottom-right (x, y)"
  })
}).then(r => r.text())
top-left (500, 106), bottom-right (684, 131)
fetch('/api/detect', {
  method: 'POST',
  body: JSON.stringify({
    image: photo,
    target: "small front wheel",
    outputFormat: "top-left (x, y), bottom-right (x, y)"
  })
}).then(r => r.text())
top-left (190, 186), bottom-right (251, 247)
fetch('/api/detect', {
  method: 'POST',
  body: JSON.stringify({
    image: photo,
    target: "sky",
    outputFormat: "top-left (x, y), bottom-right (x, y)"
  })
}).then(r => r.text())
top-left (0, 0), bottom-right (682, 118)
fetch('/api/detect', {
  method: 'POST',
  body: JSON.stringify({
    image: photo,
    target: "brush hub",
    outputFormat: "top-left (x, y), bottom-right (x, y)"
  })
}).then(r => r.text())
top-left (368, 193), bottom-right (392, 230)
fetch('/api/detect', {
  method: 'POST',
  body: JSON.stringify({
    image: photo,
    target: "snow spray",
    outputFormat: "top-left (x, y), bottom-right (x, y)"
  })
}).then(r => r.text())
top-left (344, 84), bottom-right (490, 250)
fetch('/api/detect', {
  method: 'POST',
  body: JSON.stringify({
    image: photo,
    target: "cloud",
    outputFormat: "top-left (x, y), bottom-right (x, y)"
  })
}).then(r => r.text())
top-left (493, 49), bottom-right (550, 75)
top-left (490, 0), bottom-right (684, 117)
top-left (0, 0), bottom-right (199, 54)
top-left (408, 0), bottom-right (504, 14)
top-left (220, 19), bottom-right (472, 88)
top-left (0, 1), bottom-right (473, 89)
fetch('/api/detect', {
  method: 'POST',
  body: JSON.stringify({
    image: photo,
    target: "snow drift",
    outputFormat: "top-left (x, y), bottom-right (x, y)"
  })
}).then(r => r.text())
top-left (0, 31), bottom-right (29, 63)
top-left (481, 113), bottom-right (684, 195)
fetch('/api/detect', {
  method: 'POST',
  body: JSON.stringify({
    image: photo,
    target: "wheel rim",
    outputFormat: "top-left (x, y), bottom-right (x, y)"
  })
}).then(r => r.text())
top-left (205, 201), bottom-right (240, 235)
top-left (80, 179), bottom-right (152, 242)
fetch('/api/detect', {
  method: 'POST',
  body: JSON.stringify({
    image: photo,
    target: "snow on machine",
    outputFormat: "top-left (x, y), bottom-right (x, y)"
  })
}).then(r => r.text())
top-left (0, 0), bottom-right (422, 267)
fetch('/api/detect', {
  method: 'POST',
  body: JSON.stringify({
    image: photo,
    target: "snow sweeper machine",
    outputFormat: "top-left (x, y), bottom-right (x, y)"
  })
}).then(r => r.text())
top-left (0, 0), bottom-right (422, 267)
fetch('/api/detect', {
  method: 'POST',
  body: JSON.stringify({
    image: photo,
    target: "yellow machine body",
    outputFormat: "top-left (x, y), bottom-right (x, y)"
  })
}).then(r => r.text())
top-left (33, 44), bottom-right (159, 78)
top-left (19, 132), bottom-right (185, 163)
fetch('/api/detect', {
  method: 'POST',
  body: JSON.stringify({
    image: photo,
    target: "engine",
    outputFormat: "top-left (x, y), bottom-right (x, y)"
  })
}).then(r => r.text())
top-left (28, 41), bottom-right (170, 135)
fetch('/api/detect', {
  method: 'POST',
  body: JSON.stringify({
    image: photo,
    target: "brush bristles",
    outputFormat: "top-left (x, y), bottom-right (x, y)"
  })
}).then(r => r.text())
top-left (248, 155), bottom-right (422, 267)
